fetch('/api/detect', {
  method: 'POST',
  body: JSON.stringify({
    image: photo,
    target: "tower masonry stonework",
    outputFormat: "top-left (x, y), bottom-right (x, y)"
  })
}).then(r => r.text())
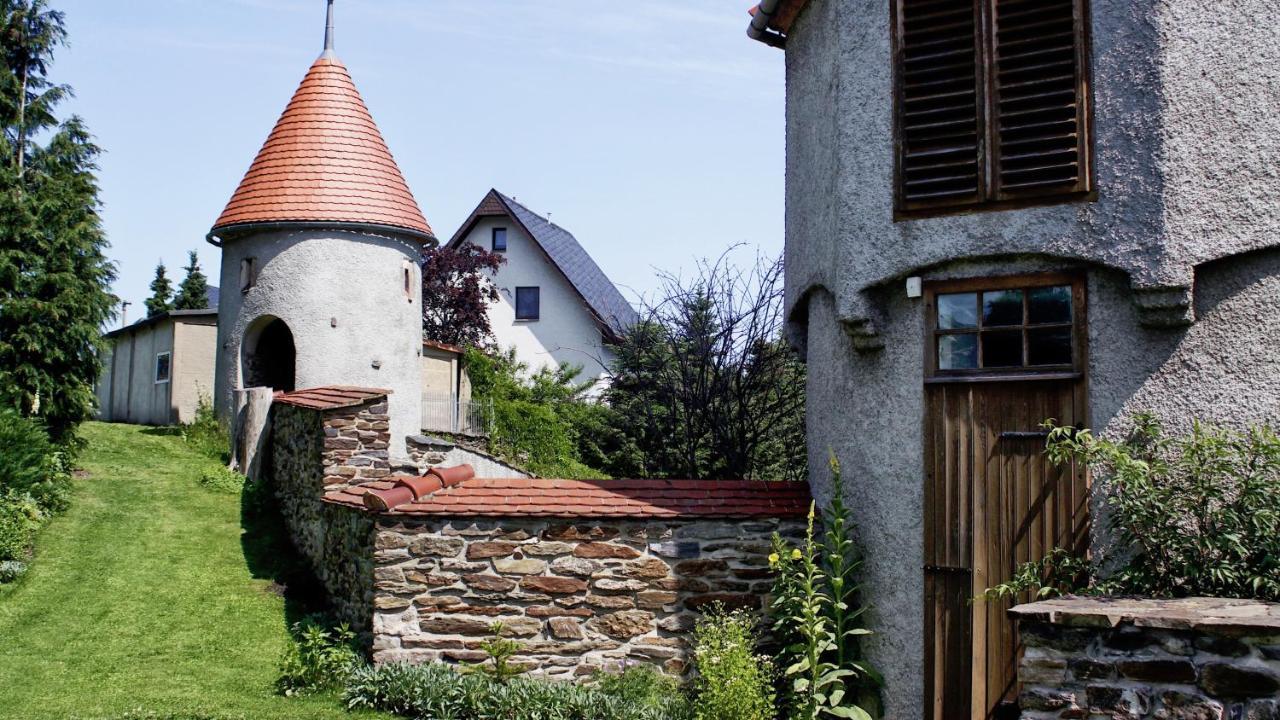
top-left (208, 5), bottom-right (433, 459)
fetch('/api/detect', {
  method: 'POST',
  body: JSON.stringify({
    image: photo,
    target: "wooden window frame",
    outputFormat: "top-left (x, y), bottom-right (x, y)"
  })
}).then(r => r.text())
top-left (492, 227), bottom-right (508, 253)
top-left (924, 273), bottom-right (1086, 383)
top-left (892, 0), bottom-right (1096, 219)
top-left (514, 286), bottom-right (540, 321)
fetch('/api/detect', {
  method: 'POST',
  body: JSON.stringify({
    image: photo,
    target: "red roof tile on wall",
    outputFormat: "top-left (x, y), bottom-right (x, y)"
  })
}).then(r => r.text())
top-left (211, 56), bottom-right (433, 240)
top-left (274, 386), bottom-right (391, 411)
top-left (324, 476), bottom-right (812, 520)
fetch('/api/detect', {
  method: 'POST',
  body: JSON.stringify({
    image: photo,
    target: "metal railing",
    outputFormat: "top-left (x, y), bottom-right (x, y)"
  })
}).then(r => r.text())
top-left (422, 393), bottom-right (492, 437)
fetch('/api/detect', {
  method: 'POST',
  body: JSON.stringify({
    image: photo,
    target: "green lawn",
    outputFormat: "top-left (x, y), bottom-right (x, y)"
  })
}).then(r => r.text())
top-left (0, 422), bottom-right (387, 720)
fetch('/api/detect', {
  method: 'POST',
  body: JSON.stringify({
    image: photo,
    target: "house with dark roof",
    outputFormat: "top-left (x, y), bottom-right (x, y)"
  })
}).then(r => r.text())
top-left (96, 287), bottom-right (220, 425)
top-left (448, 189), bottom-right (638, 390)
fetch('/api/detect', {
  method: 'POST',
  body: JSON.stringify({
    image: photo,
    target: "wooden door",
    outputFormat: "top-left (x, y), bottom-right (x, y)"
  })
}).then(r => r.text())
top-left (922, 276), bottom-right (1090, 720)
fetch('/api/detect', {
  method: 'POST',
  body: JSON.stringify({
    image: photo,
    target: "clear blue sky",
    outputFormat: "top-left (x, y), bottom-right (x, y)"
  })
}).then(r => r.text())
top-left (52, 0), bottom-right (785, 326)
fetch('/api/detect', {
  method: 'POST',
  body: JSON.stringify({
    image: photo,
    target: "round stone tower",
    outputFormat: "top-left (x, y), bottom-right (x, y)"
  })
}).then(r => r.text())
top-left (208, 0), bottom-right (431, 458)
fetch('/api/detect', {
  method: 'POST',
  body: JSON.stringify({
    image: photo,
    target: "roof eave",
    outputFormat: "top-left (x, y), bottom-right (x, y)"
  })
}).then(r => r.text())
top-left (208, 219), bottom-right (437, 247)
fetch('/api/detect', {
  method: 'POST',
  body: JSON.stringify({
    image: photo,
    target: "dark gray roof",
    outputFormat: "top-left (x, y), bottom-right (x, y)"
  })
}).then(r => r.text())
top-left (206, 285), bottom-right (220, 309)
top-left (450, 190), bottom-right (638, 338)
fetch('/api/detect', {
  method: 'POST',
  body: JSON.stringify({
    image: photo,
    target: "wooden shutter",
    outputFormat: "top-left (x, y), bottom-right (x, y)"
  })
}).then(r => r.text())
top-left (895, 0), bottom-right (985, 212)
top-left (989, 0), bottom-right (1091, 200)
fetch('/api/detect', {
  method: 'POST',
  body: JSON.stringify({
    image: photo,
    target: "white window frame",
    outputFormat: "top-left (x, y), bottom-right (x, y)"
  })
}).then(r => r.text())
top-left (155, 352), bottom-right (172, 384)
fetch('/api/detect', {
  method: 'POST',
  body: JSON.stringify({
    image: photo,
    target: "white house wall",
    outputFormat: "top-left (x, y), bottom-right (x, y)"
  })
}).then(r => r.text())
top-left (172, 318), bottom-right (218, 424)
top-left (460, 216), bottom-right (613, 390)
top-left (99, 320), bottom-right (175, 426)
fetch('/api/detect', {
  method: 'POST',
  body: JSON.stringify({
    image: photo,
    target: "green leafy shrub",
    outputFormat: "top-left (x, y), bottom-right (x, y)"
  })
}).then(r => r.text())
top-left (996, 415), bottom-right (1280, 601)
top-left (0, 559), bottom-right (27, 583)
top-left (0, 409), bottom-right (71, 513)
top-left (197, 466), bottom-right (246, 495)
top-left (690, 606), bottom-right (775, 720)
top-left (181, 396), bottom-right (230, 463)
top-left (593, 664), bottom-right (691, 718)
top-left (276, 619), bottom-right (361, 696)
top-left (461, 622), bottom-right (524, 682)
top-left (465, 347), bottom-right (608, 479)
top-left (768, 456), bottom-right (879, 720)
top-left (0, 491), bottom-right (41, 562)
top-left (344, 662), bottom-right (689, 720)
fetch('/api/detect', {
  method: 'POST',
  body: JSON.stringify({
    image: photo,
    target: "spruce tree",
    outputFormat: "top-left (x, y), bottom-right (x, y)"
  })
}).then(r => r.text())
top-left (174, 250), bottom-right (209, 310)
top-left (145, 262), bottom-right (173, 317)
top-left (0, 0), bottom-right (117, 442)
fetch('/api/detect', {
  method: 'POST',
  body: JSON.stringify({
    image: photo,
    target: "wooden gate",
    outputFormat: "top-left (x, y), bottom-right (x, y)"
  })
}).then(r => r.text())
top-left (921, 276), bottom-right (1090, 720)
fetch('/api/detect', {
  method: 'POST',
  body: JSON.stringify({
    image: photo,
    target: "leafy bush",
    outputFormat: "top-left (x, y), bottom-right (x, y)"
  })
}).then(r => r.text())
top-left (276, 619), bottom-right (361, 696)
top-left (461, 622), bottom-right (524, 682)
top-left (768, 456), bottom-right (879, 720)
top-left (0, 409), bottom-right (71, 513)
top-left (197, 466), bottom-right (246, 495)
top-left (182, 396), bottom-right (229, 463)
top-left (993, 415), bottom-right (1280, 601)
top-left (465, 347), bottom-right (608, 479)
top-left (0, 491), bottom-right (41, 562)
top-left (0, 559), bottom-right (27, 583)
top-left (690, 606), bottom-right (775, 720)
top-left (344, 662), bottom-right (690, 720)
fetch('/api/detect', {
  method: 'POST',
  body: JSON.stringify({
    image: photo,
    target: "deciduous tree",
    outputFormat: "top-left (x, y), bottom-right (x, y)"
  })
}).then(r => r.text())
top-left (420, 243), bottom-right (504, 347)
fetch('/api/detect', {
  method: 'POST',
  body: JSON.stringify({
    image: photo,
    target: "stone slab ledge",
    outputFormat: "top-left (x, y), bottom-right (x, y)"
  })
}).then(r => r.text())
top-left (1010, 596), bottom-right (1280, 634)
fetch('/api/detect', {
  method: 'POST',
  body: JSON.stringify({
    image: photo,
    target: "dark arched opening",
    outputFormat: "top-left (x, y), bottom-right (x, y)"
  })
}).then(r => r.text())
top-left (243, 317), bottom-right (296, 392)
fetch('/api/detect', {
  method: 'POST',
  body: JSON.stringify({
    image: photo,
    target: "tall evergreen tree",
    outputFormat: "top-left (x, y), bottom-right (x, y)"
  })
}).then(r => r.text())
top-left (145, 262), bottom-right (172, 317)
top-left (0, 0), bottom-right (116, 442)
top-left (174, 250), bottom-right (208, 310)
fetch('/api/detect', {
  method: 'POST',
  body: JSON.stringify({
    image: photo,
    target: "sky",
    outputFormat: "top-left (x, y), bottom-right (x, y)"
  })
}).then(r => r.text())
top-left (51, 0), bottom-right (786, 327)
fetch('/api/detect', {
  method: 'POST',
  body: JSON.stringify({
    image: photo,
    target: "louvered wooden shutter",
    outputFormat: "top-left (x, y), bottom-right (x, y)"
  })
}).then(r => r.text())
top-left (895, 0), bottom-right (985, 211)
top-left (990, 0), bottom-right (1091, 200)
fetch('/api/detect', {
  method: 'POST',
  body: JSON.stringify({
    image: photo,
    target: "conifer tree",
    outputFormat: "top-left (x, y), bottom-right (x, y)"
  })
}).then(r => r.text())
top-left (174, 250), bottom-right (209, 310)
top-left (145, 262), bottom-right (173, 317)
top-left (0, 0), bottom-right (117, 442)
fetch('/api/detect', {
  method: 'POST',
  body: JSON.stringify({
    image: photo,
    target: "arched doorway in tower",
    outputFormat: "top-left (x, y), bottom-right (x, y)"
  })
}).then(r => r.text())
top-left (242, 316), bottom-right (296, 392)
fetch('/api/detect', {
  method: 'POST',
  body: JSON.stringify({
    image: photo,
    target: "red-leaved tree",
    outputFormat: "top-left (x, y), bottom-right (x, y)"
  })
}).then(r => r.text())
top-left (420, 243), bottom-right (505, 347)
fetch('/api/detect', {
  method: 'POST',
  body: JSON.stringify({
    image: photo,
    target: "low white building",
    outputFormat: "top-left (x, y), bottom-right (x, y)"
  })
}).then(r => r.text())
top-left (448, 190), bottom-right (638, 391)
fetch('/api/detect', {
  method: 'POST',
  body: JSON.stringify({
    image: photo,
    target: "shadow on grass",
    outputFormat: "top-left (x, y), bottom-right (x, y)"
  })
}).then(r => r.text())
top-left (239, 467), bottom-right (328, 631)
top-left (140, 426), bottom-right (184, 437)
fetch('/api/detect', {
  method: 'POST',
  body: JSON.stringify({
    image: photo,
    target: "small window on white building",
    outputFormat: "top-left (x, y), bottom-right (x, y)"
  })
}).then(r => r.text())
top-left (240, 257), bottom-right (256, 292)
top-left (155, 352), bottom-right (172, 384)
top-left (492, 228), bottom-right (508, 253)
top-left (515, 286), bottom-right (540, 320)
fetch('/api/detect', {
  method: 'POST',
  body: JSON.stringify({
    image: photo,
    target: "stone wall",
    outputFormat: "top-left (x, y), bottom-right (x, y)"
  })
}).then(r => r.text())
top-left (272, 398), bottom-right (391, 630)
top-left (369, 516), bottom-right (804, 677)
top-left (1011, 597), bottom-right (1280, 720)
top-left (405, 434), bottom-right (529, 479)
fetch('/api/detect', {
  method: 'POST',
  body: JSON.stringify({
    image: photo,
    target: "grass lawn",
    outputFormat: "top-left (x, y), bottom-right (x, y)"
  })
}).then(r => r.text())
top-left (0, 422), bottom-right (389, 720)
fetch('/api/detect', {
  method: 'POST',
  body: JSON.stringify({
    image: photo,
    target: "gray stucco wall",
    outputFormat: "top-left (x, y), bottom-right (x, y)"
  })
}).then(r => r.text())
top-left (214, 227), bottom-right (424, 458)
top-left (783, 0), bottom-right (1280, 336)
top-left (781, 0), bottom-right (1280, 716)
top-left (801, 251), bottom-right (1280, 718)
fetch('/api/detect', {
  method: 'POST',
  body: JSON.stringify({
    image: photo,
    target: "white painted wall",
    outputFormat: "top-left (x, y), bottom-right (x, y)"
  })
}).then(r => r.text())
top-left (214, 227), bottom-right (424, 458)
top-left (97, 320), bottom-right (176, 425)
top-left (459, 217), bottom-right (614, 391)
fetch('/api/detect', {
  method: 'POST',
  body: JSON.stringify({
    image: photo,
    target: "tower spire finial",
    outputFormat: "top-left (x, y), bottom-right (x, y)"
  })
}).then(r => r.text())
top-left (322, 0), bottom-right (335, 56)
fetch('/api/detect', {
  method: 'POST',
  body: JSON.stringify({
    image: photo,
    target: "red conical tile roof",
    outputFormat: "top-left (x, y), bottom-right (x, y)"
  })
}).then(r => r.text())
top-left (211, 54), bottom-right (433, 241)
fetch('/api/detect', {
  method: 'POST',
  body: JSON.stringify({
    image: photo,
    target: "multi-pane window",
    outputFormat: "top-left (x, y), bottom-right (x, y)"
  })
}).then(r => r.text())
top-left (492, 228), bottom-right (508, 252)
top-left (894, 0), bottom-right (1093, 215)
top-left (928, 278), bottom-right (1081, 375)
top-left (515, 287), bottom-right (540, 320)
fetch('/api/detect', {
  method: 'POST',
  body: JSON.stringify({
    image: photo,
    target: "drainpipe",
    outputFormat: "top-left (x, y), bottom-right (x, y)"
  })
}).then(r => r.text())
top-left (748, 0), bottom-right (788, 48)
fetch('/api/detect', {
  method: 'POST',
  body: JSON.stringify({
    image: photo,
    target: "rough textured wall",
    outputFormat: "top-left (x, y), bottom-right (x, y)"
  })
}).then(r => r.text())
top-left (101, 320), bottom-right (175, 425)
top-left (800, 250), bottom-right (1280, 718)
top-left (1011, 598), bottom-right (1280, 719)
top-left (405, 435), bottom-right (529, 479)
top-left (783, 0), bottom-right (1280, 337)
top-left (271, 401), bottom-right (388, 629)
top-left (171, 318), bottom-right (218, 424)
top-left (215, 227), bottom-right (423, 458)
top-left (368, 517), bottom-right (803, 677)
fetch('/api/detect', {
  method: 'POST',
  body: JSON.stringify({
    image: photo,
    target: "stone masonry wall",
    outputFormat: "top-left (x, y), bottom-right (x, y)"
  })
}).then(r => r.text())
top-left (1012, 598), bottom-right (1280, 720)
top-left (370, 516), bottom-right (804, 677)
top-left (272, 399), bottom-right (392, 630)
